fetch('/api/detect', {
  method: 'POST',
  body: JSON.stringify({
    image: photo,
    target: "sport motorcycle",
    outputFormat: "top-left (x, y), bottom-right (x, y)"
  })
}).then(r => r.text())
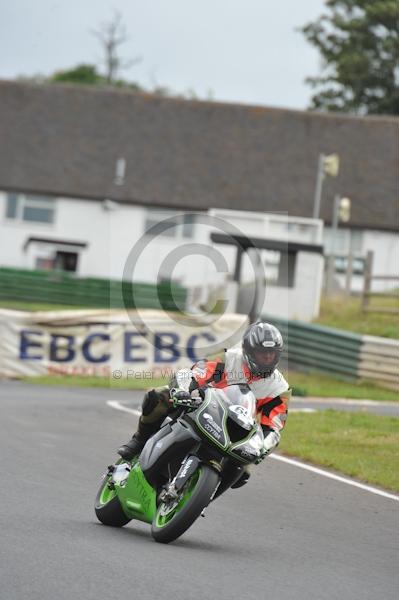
top-left (94, 383), bottom-right (265, 544)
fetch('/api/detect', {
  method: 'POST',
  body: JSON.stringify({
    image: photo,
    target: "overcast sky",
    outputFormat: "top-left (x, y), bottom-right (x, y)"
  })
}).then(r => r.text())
top-left (1, 0), bottom-right (327, 110)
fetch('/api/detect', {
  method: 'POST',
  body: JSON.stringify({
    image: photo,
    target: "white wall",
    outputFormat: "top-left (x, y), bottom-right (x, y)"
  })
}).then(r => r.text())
top-left (260, 253), bottom-right (324, 321)
top-left (1, 194), bottom-right (326, 320)
top-left (208, 209), bottom-right (324, 321)
top-left (0, 193), bottom-right (110, 277)
top-left (362, 229), bottom-right (399, 292)
top-left (0, 193), bottom-right (223, 287)
top-left (209, 208), bottom-right (324, 245)
top-left (323, 226), bottom-right (399, 293)
top-left (108, 205), bottom-right (220, 286)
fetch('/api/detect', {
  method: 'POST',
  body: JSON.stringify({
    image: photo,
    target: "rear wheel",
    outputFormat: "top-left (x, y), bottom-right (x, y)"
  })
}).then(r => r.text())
top-left (94, 470), bottom-right (131, 527)
top-left (151, 465), bottom-right (220, 544)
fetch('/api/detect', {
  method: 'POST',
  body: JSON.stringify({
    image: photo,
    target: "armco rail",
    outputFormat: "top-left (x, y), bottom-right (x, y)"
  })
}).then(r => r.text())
top-left (0, 267), bottom-right (187, 311)
top-left (264, 315), bottom-right (399, 391)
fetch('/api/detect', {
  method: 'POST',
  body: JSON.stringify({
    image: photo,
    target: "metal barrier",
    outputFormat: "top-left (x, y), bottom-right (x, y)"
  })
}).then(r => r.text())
top-left (265, 315), bottom-right (399, 391)
top-left (0, 267), bottom-right (187, 311)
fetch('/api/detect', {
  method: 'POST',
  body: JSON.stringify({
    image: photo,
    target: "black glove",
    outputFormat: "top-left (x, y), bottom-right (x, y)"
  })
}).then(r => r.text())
top-left (170, 389), bottom-right (193, 408)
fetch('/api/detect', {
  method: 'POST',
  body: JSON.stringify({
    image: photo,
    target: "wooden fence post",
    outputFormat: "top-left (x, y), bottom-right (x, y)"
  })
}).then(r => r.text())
top-left (362, 250), bottom-right (374, 311)
top-left (345, 251), bottom-right (354, 296)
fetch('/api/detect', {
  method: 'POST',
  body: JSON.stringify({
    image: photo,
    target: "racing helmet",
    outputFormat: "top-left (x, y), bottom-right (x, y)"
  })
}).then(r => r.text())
top-left (242, 321), bottom-right (283, 377)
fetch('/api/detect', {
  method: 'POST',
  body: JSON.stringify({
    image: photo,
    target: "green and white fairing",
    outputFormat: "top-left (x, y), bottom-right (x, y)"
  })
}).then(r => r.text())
top-left (189, 385), bottom-right (264, 463)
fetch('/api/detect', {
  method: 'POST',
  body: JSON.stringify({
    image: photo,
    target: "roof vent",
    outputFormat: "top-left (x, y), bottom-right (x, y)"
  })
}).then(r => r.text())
top-left (114, 157), bottom-right (126, 186)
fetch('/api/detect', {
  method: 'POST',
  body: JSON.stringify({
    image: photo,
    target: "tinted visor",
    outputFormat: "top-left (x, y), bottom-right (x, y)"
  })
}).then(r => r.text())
top-left (249, 349), bottom-right (278, 369)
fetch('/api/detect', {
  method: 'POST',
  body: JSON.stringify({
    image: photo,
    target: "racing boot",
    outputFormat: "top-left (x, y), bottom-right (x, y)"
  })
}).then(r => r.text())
top-left (117, 419), bottom-right (159, 460)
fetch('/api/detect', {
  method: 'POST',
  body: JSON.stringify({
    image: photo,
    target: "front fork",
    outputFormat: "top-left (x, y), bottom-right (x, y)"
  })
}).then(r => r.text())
top-left (159, 454), bottom-right (222, 503)
top-left (159, 455), bottom-right (201, 502)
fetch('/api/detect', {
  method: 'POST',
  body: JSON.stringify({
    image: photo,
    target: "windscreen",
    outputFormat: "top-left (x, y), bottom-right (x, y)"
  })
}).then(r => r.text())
top-left (208, 384), bottom-right (257, 418)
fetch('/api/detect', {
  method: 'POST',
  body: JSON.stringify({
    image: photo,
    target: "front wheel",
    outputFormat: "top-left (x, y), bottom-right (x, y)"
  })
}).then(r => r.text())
top-left (151, 464), bottom-right (220, 544)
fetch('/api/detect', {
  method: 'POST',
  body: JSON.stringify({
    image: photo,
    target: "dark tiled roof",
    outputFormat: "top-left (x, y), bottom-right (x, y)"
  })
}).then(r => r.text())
top-left (1, 80), bottom-right (398, 231)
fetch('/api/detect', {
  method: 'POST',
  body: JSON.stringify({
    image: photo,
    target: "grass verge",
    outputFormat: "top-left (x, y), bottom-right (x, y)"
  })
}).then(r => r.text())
top-left (0, 300), bottom-right (89, 312)
top-left (21, 370), bottom-right (399, 402)
top-left (287, 370), bottom-right (398, 402)
top-left (315, 295), bottom-right (399, 339)
top-left (281, 410), bottom-right (399, 493)
top-left (21, 374), bottom-right (169, 390)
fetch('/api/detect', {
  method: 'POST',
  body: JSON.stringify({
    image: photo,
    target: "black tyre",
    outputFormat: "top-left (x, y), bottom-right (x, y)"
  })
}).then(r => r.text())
top-left (151, 465), bottom-right (220, 544)
top-left (94, 473), bottom-right (131, 527)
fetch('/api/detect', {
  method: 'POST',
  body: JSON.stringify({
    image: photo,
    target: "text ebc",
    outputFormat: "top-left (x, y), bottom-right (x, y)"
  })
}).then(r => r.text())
top-left (19, 330), bottom-right (216, 363)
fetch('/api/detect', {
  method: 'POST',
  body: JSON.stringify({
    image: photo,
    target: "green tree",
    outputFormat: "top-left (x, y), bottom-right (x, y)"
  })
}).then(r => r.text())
top-left (49, 63), bottom-right (142, 91)
top-left (302, 0), bottom-right (399, 115)
top-left (51, 64), bottom-right (105, 85)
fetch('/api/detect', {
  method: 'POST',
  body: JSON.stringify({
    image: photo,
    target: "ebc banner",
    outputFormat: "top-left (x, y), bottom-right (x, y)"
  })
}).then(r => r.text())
top-left (0, 309), bottom-right (248, 378)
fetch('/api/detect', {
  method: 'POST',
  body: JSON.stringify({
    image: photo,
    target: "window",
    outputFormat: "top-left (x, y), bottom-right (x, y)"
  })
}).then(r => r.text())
top-left (144, 208), bottom-right (195, 239)
top-left (31, 244), bottom-right (82, 273)
top-left (334, 256), bottom-right (365, 275)
top-left (5, 193), bottom-right (55, 224)
top-left (35, 257), bottom-right (56, 271)
top-left (324, 228), bottom-right (364, 274)
top-left (22, 204), bottom-right (53, 223)
top-left (6, 194), bottom-right (18, 218)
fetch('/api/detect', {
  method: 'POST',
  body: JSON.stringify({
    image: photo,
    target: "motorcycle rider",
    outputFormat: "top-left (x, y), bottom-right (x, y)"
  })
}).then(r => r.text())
top-left (118, 321), bottom-right (291, 474)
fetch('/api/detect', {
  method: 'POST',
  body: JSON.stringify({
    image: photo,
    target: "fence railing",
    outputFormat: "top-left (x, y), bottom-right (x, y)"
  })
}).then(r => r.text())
top-left (362, 251), bottom-right (399, 315)
top-left (265, 314), bottom-right (399, 391)
top-left (0, 267), bottom-right (187, 311)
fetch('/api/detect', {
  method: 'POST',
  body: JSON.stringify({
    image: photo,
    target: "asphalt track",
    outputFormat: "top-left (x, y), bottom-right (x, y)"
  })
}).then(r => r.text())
top-left (0, 381), bottom-right (398, 600)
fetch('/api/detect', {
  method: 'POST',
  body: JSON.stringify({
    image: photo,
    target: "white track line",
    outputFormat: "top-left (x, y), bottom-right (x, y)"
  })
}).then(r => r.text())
top-left (270, 454), bottom-right (399, 502)
top-left (292, 397), bottom-right (398, 407)
top-left (106, 400), bottom-right (317, 416)
top-left (107, 399), bottom-right (399, 503)
top-left (107, 400), bottom-right (141, 416)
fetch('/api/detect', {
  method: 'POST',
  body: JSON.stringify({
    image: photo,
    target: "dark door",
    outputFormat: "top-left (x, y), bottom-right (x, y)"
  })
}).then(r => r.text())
top-left (55, 251), bottom-right (78, 272)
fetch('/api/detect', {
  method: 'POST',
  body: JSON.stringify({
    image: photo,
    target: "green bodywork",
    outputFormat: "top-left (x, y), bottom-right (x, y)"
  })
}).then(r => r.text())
top-left (99, 459), bottom-right (204, 528)
top-left (115, 460), bottom-right (157, 523)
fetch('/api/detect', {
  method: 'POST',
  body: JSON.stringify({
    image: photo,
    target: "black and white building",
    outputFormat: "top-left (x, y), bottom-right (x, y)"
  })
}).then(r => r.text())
top-left (1, 80), bottom-right (398, 318)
